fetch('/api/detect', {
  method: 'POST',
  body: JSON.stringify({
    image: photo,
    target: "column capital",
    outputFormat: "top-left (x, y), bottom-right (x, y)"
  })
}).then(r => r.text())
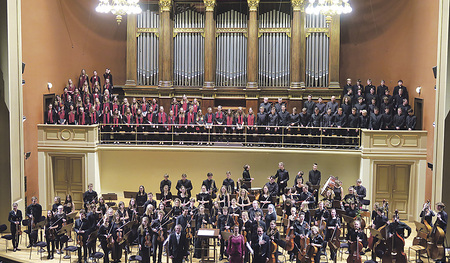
top-left (203, 0), bottom-right (216, 12)
top-left (291, 0), bottom-right (305, 12)
top-left (247, 0), bottom-right (260, 12)
top-left (159, 0), bottom-right (172, 12)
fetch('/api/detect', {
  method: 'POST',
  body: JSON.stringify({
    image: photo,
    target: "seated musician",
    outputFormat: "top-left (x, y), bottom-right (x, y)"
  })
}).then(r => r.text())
top-left (314, 201), bottom-right (329, 226)
top-left (283, 187), bottom-right (295, 204)
top-left (44, 211), bottom-right (57, 259)
top-left (172, 198), bottom-right (183, 219)
top-left (265, 204), bottom-right (277, 227)
top-left (143, 192), bottom-right (157, 212)
top-left (161, 184), bottom-right (173, 208)
top-left (75, 210), bottom-right (92, 263)
top-left (345, 201), bottom-right (359, 218)
top-left (259, 185), bottom-right (273, 209)
top-left (218, 207), bottom-right (235, 260)
top-left (151, 210), bottom-right (167, 263)
top-left (143, 204), bottom-right (155, 220)
top-left (299, 185), bottom-right (315, 209)
top-left (299, 202), bottom-right (311, 225)
top-left (309, 226), bottom-right (324, 263)
top-left (218, 186), bottom-right (231, 208)
top-left (292, 212), bottom-right (310, 261)
top-left (346, 220), bottom-right (368, 259)
top-left (237, 188), bottom-right (251, 211)
top-left (178, 186), bottom-right (190, 207)
top-left (137, 217), bottom-right (151, 263)
top-left (265, 176), bottom-right (279, 197)
top-left (211, 201), bottom-right (222, 227)
top-left (128, 198), bottom-right (139, 223)
top-left (202, 172), bottom-right (218, 199)
top-left (420, 201), bottom-right (435, 226)
top-left (187, 198), bottom-right (197, 214)
top-left (343, 187), bottom-right (358, 209)
top-left (248, 200), bottom-right (264, 222)
top-left (197, 185), bottom-right (212, 210)
top-left (229, 198), bottom-right (241, 219)
top-left (324, 208), bottom-right (341, 261)
top-left (387, 213), bottom-right (411, 240)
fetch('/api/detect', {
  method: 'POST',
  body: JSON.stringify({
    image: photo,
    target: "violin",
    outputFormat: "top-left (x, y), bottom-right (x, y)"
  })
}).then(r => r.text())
top-left (144, 230), bottom-right (152, 248)
top-left (16, 223), bottom-right (22, 236)
top-left (107, 221), bottom-right (115, 249)
top-left (186, 215), bottom-right (194, 239)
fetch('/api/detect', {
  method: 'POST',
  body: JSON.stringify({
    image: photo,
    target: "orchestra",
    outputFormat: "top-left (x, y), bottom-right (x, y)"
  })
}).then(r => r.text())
top-left (4, 168), bottom-right (445, 263)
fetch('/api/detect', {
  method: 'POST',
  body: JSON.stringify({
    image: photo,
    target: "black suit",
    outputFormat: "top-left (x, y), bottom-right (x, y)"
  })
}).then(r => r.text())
top-left (251, 234), bottom-right (271, 263)
top-left (168, 232), bottom-right (189, 263)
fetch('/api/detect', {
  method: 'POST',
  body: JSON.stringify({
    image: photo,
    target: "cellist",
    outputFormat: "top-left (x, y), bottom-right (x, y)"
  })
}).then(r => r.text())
top-left (370, 207), bottom-right (388, 262)
top-left (324, 208), bottom-right (341, 261)
top-left (346, 220), bottom-right (368, 263)
top-left (309, 226), bottom-right (324, 263)
top-left (292, 212), bottom-right (310, 262)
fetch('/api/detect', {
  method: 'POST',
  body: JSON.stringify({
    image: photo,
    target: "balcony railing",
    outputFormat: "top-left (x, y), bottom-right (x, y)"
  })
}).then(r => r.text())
top-left (97, 124), bottom-right (361, 149)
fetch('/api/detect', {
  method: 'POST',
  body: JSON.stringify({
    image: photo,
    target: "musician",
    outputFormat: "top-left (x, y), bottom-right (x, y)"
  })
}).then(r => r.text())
top-left (242, 164), bottom-right (254, 185)
top-left (248, 201), bottom-right (264, 222)
top-left (251, 212), bottom-right (267, 240)
top-left (175, 207), bottom-right (191, 231)
top-left (293, 171), bottom-right (304, 187)
top-left (218, 207), bottom-right (235, 260)
top-left (116, 201), bottom-right (129, 227)
top-left (83, 183), bottom-right (98, 211)
top-left (370, 207), bottom-right (388, 261)
top-left (151, 211), bottom-right (167, 263)
top-left (300, 202), bottom-right (312, 225)
top-left (8, 202), bottom-right (22, 252)
top-left (345, 202), bottom-right (358, 218)
top-left (143, 192), bottom-right (157, 212)
top-left (223, 171), bottom-right (235, 194)
top-left (96, 196), bottom-right (108, 222)
top-left (136, 185), bottom-right (148, 208)
top-left (211, 201), bottom-right (222, 227)
top-left (54, 205), bottom-right (66, 254)
top-left (343, 187), bottom-right (358, 208)
top-left (273, 162), bottom-right (289, 196)
top-left (143, 204), bottom-right (155, 221)
top-left (309, 226), bottom-right (324, 263)
top-left (228, 225), bottom-right (245, 263)
top-left (229, 198), bottom-right (241, 219)
top-left (98, 217), bottom-right (112, 263)
top-left (202, 172), bottom-right (218, 199)
top-left (387, 213), bottom-right (411, 241)
top-left (197, 185), bottom-right (212, 210)
top-left (324, 208), bottom-right (341, 261)
top-left (299, 185), bottom-right (315, 209)
top-left (420, 201), bottom-right (435, 226)
top-left (194, 205), bottom-right (210, 259)
top-left (160, 173), bottom-right (172, 193)
top-left (237, 188), bottom-right (251, 211)
top-left (172, 198), bottom-right (183, 220)
top-left (241, 211), bottom-right (252, 239)
top-left (259, 185), bottom-right (273, 209)
top-left (218, 185), bottom-right (231, 208)
top-left (176, 173), bottom-right (193, 198)
top-left (308, 163), bottom-right (321, 205)
top-left (52, 196), bottom-right (62, 212)
top-left (265, 204), bottom-right (277, 227)
top-left (291, 212), bottom-right (310, 260)
top-left (26, 196), bottom-right (42, 247)
top-left (161, 184), bottom-right (173, 208)
top-left (265, 176), bottom-right (279, 198)
top-left (251, 226), bottom-right (270, 263)
top-left (168, 224), bottom-right (189, 263)
top-left (435, 202), bottom-right (447, 233)
top-left (314, 201), bottom-right (329, 226)
top-left (75, 209), bottom-right (92, 263)
top-left (354, 179), bottom-right (367, 204)
top-left (187, 198), bottom-right (197, 214)
top-left (136, 216), bottom-right (151, 263)
top-left (178, 186), bottom-right (190, 207)
top-left (266, 220), bottom-right (280, 262)
top-left (44, 210), bottom-right (57, 259)
top-left (346, 220), bottom-right (368, 260)
top-left (333, 180), bottom-right (343, 202)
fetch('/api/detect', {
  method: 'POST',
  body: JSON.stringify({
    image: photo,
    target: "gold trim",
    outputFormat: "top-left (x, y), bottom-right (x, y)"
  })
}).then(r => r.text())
top-left (159, 0), bottom-right (172, 12)
top-left (306, 28), bottom-right (330, 38)
top-left (247, 0), bottom-right (260, 11)
top-left (173, 28), bottom-right (205, 38)
top-left (203, 0), bottom-right (216, 12)
top-left (258, 28), bottom-right (291, 38)
top-left (136, 28), bottom-right (160, 38)
top-left (291, 0), bottom-right (305, 11)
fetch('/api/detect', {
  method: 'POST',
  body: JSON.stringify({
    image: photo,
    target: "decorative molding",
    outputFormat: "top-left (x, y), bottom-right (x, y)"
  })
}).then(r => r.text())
top-left (173, 28), bottom-right (205, 38)
top-left (159, 0), bottom-right (172, 12)
top-left (258, 28), bottom-right (291, 38)
top-left (136, 28), bottom-right (159, 38)
top-left (247, 0), bottom-right (260, 12)
top-left (216, 28), bottom-right (248, 38)
top-left (203, 0), bottom-right (216, 12)
top-left (306, 28), bottom-right (330, 38)
top-left (291, 0), bottom-right (305, 11)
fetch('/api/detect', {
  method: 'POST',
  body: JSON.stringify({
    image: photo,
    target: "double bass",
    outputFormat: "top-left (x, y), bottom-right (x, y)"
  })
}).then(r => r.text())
top-left (427, 220), bottom-right (445, 260)
top-left (381, 211), bottom-right (407, 263)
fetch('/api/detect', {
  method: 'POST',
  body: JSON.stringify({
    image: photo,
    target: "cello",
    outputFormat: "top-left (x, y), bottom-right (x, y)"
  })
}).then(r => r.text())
top-left (267, 229), bottom-right (278, 263)
top-left (347, 222), bottom-right (363, 263)
top-left (285, 214), bottom-right (296, 252)
top-left (381, 210), bottom-right (407, 263)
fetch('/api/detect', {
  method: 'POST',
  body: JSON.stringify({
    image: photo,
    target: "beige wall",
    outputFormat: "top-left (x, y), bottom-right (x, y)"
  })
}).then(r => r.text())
top-left (98, 147), bottom-right (361, 198)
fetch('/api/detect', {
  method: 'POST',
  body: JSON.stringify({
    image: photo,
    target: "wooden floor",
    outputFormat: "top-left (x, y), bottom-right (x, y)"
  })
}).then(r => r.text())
top-left (0, 223), bottom-right (429, 263)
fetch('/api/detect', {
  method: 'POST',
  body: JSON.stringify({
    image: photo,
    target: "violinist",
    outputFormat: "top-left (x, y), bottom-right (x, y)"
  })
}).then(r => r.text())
top-left (54, 205), bottom-right (66, 255)
top-left (211, 201), bottom-right (222, 227)
top-left (265, 204), bottom-right (277, 227)
top-left (194, 205), bottom-right (210, 259)
top-left (137, 217), bottom-right (151, 263)
top-left (420, 201), bottom-right (435, 226)
top-left (115, 201), bottom-right (129, 227)
top-left (435, 202), bottom-right (447, 232)
top-left (218, 185), bottom-right (231, 208)
top-left (237, 189), bottom-right (251, 211)
top-left (52, 196), bottom-right (62, 213)
top-left (187, 198), bottom-right (197, 213)
top-left (229, 198), bottom-right (241, 219)
top-left (143, 204), bottom-right (155, 221)
top-left (251, 212), bottom-right (266, 240)
top-left (267, 220), bottom-right (280, 262)
top-left (259, 185), bottom-right (273, 209)
top-left (175, 207), bottom-right (191, 231)
top-left (75, 209), bottom-right (91, 263)
top-left (309, 226), bottom-right (324, 263)
top-left (161, 184), bottom-right (173, 208)
top-left (176, 173), bottom-right (193, 198)
top-left (136, 185), bottom-right (148, 208)
top-left (96, 196), bottom-right (108, 222)
top-left (265, 176), bottom-right (279, 198)
top-left (324, 208), bottom-right (341, 261)
top-left (128, 198), bottom-right (139, 247)
top-left (44, 210), bottom-right (57, 259)
top-left (202, 172), bottom-right (218, 199)
top-left (223, 171), bottom-right (235, 194)
top-left (248, 200), bottom-right (263, 222)
top-left (197, 185), bottom-right (212, 210)
top-left (174, 186), bottom-right (187, 207)
top-left (346, 220), bottom-right (368, 262)
top-left (151, 211), bottom-right (167, 263)
top-left (218, 207), bottom-right (235, 260)
top-left (227, 225), bottom-right (245, 263)
top-left (143, 192), bottom-right (157, 212)
top-left (111, 214), bottom-right (124, 263)
top-left (8, 202), bottom-right (22, 252)
top-left (26, 196), bottom-right (42, 248)
top-left (98, 217), bottom-right (111, 263)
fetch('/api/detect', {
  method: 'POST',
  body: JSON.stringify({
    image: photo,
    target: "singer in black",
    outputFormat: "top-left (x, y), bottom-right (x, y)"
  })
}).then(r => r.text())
top-left (8, 202), bottom-right (22, 252)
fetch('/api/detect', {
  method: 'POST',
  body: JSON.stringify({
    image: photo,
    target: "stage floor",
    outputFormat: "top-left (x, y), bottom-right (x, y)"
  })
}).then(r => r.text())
top-left (0, 223), bottom-right (431, 263)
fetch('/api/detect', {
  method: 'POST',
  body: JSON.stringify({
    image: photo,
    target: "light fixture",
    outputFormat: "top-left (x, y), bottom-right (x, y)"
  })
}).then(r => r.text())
top-left (47, 82), bottom-right (53, 90)
top-left (96, 0), bottom-right (142, 25)
top-left (305, 0), bottom-right (352, 18)
top-left (416, 86), bottom-right (422, 96)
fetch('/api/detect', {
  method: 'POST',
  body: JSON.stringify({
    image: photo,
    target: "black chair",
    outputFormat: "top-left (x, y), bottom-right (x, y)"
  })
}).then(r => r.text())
top-left (91, 251), bottom-right (104, 263)
top-left (59, 235), bottom-right (77, 263)
top-left (22, 219), bottom-right (29, 245)
top-left (129, 255), bottom-right (142, 262)
top-left (0, 224), bottom-right (7, 234)
top-left (0, 224), bottom-right (13, 252)
top-left (30, 240), bottom-right (47, 260)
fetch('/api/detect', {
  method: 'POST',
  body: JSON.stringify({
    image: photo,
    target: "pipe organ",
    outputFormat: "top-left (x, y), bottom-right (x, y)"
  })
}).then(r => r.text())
top-left (126, 0), bottom-right (341, 112)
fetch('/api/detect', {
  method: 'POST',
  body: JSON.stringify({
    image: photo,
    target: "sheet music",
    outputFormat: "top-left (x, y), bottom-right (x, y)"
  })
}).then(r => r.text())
top-left (197, 229), bottom-right (215, 236)
top-left (246, 242), bottom-right (254, 255)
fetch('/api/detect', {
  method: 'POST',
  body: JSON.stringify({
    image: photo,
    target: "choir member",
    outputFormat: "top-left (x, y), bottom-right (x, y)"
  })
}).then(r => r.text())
top-left (278, 105), bottom-right (290, 135)
top-left (26, 196), bottom-right (42, 247)
top-left (44, 104), bottom-right (57, 124)
top-left (406, 108), bottom-right (417, 130)
top-left (382, 107), bottom-right (393, 130)
top-left (224, 108), bottom-right (235, 143)
top-left (247, 107), bottom-right (256, 144)
top-left (8, 202), bottom-right (22, 252)
top-left (274, 162), bottom-right (289, 196)
top-left (257, 106), bottom-right (268, 144)
top-left (274, 98), bottom-right (284, 113)
top-left (267, 107), bottom-right (279, 144)
top-left (304, 95), bottom-right (315, 115)
top-left (315, 97), bottom-right (326, 114)
top-left (235, 107), bottom-right (246, 141)
top-left (326, 96), bottom-right (339, 114)
top-left (195, 109), bottom-right (206, 143)
top-left (214, 105), bottom-right (225, 140)
top-left (393, 108), bottom-right (406, 130)
top-left (260, 97), bottom-right (271, 113)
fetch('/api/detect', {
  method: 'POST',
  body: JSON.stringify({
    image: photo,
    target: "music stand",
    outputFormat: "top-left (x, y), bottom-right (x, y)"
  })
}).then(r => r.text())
top-left (332, 201), bottom-right (341, 209)
top-left (124, 191), bottom-right (138, 199)
top-left (221, 231), bottom-right (233, 241)
top-left (58, 223), bottom-right (74, 260)
top-left (341, 214), bottom-right (354, 239)
top-left (196, 228), bottom-right (220, 262)
top-left (33, 220), bottom-right (46, 242)
top-left (369, 228), bottom-right (384, 240)
top-left (414, 221), bottom-right (428, 234)
top-left (103, 193), bottom-right (118, 207)
top-left (66, 212), bottom-right (78, 223)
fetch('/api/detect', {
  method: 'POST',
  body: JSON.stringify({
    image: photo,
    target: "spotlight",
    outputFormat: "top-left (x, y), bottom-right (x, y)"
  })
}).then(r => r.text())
top-left (416, 86), bottom-right (422, 96)
top-left (47, 82), bottom-right (53, 90)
